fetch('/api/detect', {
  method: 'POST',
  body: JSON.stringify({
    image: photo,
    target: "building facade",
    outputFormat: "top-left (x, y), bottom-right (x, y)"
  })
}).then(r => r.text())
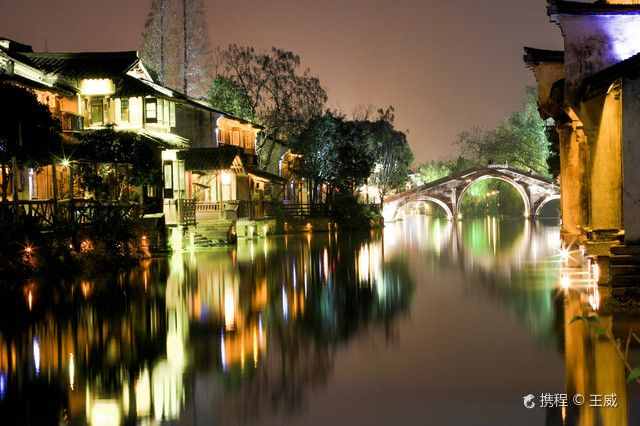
top-left (525, 1), bottom-right (640, 252)
top-left (0, 38), bottom-right (285, 243)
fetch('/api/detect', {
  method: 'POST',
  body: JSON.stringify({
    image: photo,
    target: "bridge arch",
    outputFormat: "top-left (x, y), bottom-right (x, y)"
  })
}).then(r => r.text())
top-left (394, 197), bottom-right (454, 221)
top-left (534, 194), bottom-right (561, 217)
top-left (455, 174), bottom-right (531, 218)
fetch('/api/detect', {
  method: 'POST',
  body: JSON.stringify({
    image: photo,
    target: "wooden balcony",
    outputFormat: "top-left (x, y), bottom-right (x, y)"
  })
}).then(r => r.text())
top-left (59, 112), bottom-right (84, 132)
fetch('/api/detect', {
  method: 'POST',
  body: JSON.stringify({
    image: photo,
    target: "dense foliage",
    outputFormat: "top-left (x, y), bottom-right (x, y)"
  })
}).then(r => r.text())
top-left (75, 129), bottom-right (162, 201)
top-left (0, 82), bottom-right (62, 166)
top-left (292, 109), bottom-right (412, 206)
top-left (457, 87), bottom-right (551, 177)
top-left (210, 45), bottom-right (328, 165)
top-left (0, 82), bottom-right (62, 202)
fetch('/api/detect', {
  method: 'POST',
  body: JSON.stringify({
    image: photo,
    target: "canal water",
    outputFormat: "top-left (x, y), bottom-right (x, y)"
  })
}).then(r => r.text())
top-left (0, 216), bottom-right (637, 425)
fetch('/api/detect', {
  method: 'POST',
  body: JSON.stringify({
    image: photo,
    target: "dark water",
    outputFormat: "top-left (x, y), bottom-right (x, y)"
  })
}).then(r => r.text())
top-left (0, 216), bottom-right (637, 425)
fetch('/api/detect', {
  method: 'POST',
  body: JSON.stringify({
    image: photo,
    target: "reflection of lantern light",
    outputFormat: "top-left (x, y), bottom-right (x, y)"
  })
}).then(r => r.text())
top-left (90, 400), bottom-right (121, 426)
top-left (220, 334), bottom-right (227, 370)
top-left (282, 286), bottom-right (288, 319)
top-left (69, 353), bottom-right (75, 390)
top-left (560, 274), bottom-right (571, 291)
top-left (589, 287), bottom-right (600, 311)
top-left (27, 290), bottom-right (33, 311)
top-left (224, 290), bottom-right (235, 331)
top-left (592, 263), bottom-right (600, 282)
top-left (0, 374), bottom-right (6, 400)
top-left (33, 338), bottom-right (40, 376)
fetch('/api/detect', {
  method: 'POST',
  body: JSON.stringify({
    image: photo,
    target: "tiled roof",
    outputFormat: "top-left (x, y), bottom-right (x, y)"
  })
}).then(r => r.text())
top-left (179, 146), bottom-right (245, 171)
top-left (549, 1), bottom-right (640, 15)
top-left (12, 51), bottom-right (139, 79)
top-left (247, 167), bottom-right (287, 183)
top-left (523, 47), bottom-right (564, 65)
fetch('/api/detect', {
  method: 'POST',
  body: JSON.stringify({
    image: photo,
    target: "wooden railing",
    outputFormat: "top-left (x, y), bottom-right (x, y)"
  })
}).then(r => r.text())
top-left (177, 199), bottom-right (197, 226)
top-left (59, 112), bottom-right (84, 132)
top-left (281, 203), bottom-right (330, 218)
top-left (0, 199), bottom-right (142, 229)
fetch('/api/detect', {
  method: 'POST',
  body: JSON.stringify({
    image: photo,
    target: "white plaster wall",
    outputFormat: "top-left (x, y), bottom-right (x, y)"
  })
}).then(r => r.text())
top-left (560, 14), bottom-right (640, 99)
top-left (622, 77), bottom-right (640, 243)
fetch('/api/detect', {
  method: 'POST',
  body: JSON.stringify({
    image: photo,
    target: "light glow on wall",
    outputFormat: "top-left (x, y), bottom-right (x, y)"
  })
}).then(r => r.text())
top-left (79, 79), bottom-right (115, 96)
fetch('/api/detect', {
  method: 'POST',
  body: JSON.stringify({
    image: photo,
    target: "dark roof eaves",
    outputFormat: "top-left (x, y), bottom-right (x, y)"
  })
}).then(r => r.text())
top-left (548, 0), bottom-right (640, 16)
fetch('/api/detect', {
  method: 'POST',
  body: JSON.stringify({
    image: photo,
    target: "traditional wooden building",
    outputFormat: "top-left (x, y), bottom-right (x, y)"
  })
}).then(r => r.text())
top-left (0, 38), bottom-right (285, 246)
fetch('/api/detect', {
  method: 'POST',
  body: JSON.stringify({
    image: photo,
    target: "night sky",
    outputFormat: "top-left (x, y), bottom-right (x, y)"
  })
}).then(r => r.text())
top-left (0, 0), bottom-right (563, 163)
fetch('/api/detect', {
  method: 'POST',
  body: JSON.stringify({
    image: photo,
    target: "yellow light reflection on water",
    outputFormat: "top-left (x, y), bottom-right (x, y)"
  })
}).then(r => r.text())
top-left (69, 353), bottom-right (75, 390)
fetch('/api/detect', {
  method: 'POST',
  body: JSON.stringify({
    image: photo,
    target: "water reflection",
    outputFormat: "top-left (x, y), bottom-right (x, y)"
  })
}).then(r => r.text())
top-left (1, 217), bottom-right (640, 425)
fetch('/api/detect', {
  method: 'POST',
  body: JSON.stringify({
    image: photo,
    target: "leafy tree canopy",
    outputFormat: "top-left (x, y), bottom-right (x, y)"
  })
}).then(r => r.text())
top-left (208, 76), bottom-right (255, 122)
top-left (292, 108), bottom-right (413, 203)
top-left (75, 129), bottom-right (162, 187)
top-left (0, 82), bottom-right (61, 166)
top-left (457, 87), bottom-right (551, 176)
top-left (212, 45), bottom-right (327, 163)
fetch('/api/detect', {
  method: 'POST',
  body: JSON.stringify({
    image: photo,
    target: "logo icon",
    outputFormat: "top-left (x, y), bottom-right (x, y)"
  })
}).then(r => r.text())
top-left (523, 394), bottom-right (536, 409)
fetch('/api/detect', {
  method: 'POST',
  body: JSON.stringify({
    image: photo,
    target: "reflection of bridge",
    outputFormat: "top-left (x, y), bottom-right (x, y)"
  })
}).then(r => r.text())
top-left (383, 165), bottom-right (560, 221)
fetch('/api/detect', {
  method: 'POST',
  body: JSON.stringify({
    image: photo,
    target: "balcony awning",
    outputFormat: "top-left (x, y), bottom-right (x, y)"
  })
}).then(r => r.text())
top-left (247, 167), bottom-right (287, 184)
top-left (179, 147), bottom-right (245, 172)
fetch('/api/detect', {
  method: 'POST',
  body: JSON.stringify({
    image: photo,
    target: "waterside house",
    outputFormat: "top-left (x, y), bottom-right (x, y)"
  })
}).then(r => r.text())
top-left (0, 37), bottom-right (286, 248)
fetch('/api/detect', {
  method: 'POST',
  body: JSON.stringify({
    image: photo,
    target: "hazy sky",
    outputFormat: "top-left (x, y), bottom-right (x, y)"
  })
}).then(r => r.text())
top-left (0, 0), bottom-right (563, 163)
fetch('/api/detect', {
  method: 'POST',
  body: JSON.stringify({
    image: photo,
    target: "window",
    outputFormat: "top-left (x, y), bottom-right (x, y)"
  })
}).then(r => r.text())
top-left (163, 162), bottom-right (173, 198)
top-left (158, 98), bottom-right (164, 124)
top-left (120, 98), bottom-right (129, 122)
top-left (164, 100), bottom-right (170, 126)
top-left (145, 98), bottom-right (157, 123)
top-left (169, 102), bottom-right (176, 127)
top-left (91, 98), bottom-right (104, 124)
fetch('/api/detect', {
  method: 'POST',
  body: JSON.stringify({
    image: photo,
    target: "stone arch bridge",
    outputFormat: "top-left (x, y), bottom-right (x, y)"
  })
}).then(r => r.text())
top-left (383, 165), bottom-right (560, 222)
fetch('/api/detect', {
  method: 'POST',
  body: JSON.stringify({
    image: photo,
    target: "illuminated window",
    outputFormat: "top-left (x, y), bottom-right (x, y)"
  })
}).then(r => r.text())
top-left (169, 102), bottom-right (176, 127)
top-left (120, 98), bottom-right (129, 122)
top-left (158, 98), bottom-right (164, 123)
top-left (163, 162), bottom-right (173, 198)
top-left (145, 98), bottom-right (157, 123)
top-left (164, 100), bottom-right (170, 126)
top-left (91, 98), bottom-right (104, 124)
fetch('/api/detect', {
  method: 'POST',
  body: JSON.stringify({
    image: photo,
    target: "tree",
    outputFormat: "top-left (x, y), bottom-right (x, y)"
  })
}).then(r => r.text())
top-left (213, 45), bottom-right (327, 165)
top-left (182, 0), bottom-right (212, 98)
top-left (140, 0), bottom-right (211, 97)
top-left (292, 112), bottom-right (341, 204)
top-left (140, 0), bottom-right (182, 89)
top-left (75, 129), bottom-right (162, 201)
top-left (457, 87), bottom-right (551, 176)
top-left (416, 156), bottom-right (476, 185)
top-left (365, 108), bottom-right (413, 204)
top-left (0, 82), bottom-right (61, 202)
top-left (208, 76), bottom-right (255, 122)
top-left (293, 111), bottom-right (381, 202)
